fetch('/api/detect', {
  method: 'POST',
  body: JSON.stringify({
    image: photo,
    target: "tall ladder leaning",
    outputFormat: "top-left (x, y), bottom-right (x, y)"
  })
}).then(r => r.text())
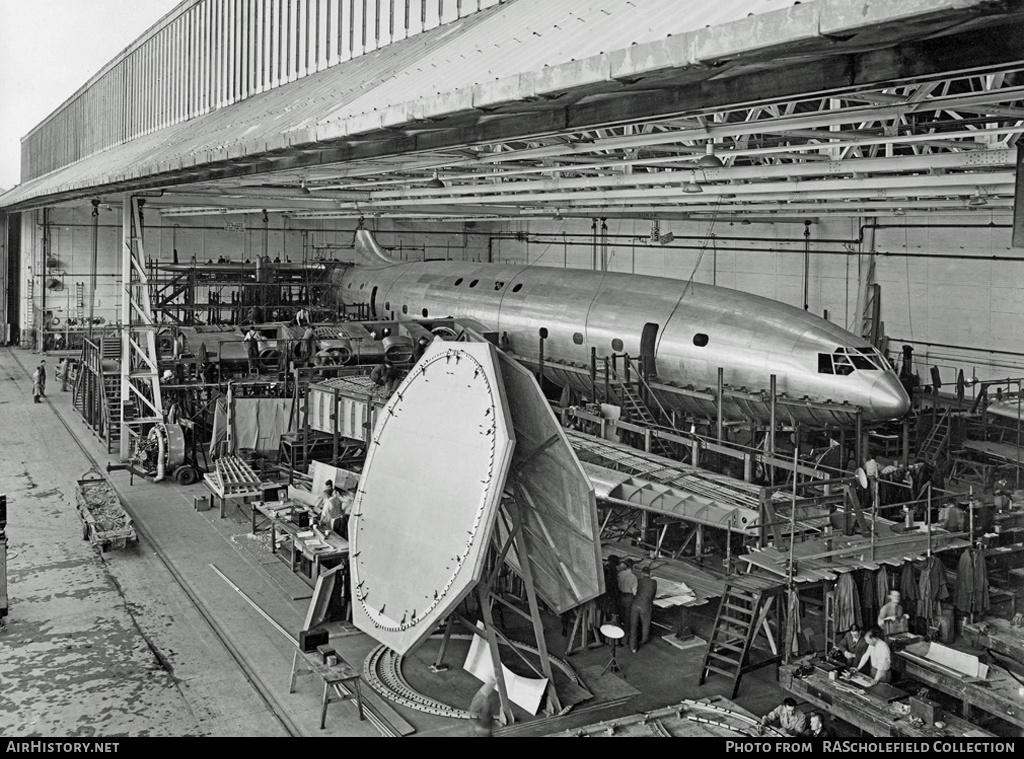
top-left (119, 195), bottom-right (164, 461)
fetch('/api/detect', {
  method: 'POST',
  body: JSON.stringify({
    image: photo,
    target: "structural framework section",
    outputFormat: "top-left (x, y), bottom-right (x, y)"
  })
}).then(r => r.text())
top-left (349, 342), bottom-right (515, 655)
top-left (496, 351), bottom-right (603, 614)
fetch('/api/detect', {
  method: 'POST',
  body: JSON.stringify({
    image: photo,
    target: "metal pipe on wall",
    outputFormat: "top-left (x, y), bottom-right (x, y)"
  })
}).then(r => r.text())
top-left (88, 200), bottom-right (99, 340)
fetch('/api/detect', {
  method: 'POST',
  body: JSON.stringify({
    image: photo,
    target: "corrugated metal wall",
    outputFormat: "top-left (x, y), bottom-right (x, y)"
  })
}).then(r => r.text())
top-left (22, 0), bottom-right (504, 182)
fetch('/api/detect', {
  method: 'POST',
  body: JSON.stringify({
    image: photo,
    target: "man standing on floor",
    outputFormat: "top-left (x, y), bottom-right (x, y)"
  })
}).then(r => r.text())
top-left (617, 559), bottom-right (638, 623)
top-left (31, 364), bottom-right (43, 403)
top-left (37, 361), bottom-right (46, 397)
top-left (629, 566), bottom-right (658, 653)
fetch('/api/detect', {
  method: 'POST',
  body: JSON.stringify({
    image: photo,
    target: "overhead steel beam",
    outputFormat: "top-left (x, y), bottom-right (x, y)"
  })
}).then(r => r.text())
top-left (350, 172), bottom-right (1017, 209)
top-left (366, 150), bottom-right (1016, 201)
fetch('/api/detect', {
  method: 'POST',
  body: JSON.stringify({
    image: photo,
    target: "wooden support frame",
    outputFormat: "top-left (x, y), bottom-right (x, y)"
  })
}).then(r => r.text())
top-left (430, 492), bottom-right (567, 723)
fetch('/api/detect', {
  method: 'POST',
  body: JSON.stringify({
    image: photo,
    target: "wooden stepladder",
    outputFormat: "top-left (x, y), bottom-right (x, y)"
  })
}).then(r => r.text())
top-left (699, 575), bottom-right (786, 698)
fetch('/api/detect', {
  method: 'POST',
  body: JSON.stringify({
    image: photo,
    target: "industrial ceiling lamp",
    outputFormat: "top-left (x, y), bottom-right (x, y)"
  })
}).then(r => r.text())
top-left (894, 207), bottom-right (906, 216)
top-left (696, 140), bottom-right (724, 169)
top-left (427, 170), bottom-right (446, 189)
top-left (967, 187), bottom-right (988, 207)
top-left (683, 171), bottom-right (703, 194)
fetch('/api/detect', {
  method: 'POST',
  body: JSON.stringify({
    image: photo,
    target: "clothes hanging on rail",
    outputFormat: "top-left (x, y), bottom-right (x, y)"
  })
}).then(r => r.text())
top-left (918, 555), bottom-right (949, 624)
top-left (859, 569), bottom-right (876, 627)
top-left (899, 561), bottom-right (919, 617)
top-left (876, 566), bottom-right (891, 606)
top-left (954, 547), bottom-right (989, 615)
top-left (836, 572), bottom-right (862, 633)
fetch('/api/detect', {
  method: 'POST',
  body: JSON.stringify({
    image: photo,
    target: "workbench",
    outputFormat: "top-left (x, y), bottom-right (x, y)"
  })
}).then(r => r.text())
top-left (892, 645), bottom-right (1024, 730)
top-left (778, 663), bottom-right (994, 738)
top-left (288, 649), bottom-right (364, 729)
top-left (962, 618), bottom-right (1024, 667)
top-left (253, 499), bottom-right (348, 585)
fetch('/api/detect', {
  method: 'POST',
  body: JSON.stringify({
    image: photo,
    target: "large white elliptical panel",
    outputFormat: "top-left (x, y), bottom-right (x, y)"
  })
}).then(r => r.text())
top-left (349, 342), bottom-right (515, 655)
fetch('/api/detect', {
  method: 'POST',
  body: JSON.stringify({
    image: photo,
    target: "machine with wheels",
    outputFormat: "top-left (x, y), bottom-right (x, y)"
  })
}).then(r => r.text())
top-left (113, 421), bottom-right (202, 485)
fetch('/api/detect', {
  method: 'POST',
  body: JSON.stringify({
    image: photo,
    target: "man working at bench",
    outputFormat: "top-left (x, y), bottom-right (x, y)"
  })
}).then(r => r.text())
top-left (761, 697), bottom-right (807, 737)
top-left (856, 627), bottom-right (892, 685)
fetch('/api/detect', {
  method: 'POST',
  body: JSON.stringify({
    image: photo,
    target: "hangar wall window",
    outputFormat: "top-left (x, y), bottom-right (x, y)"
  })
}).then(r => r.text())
top-left (573, 333), bottom-right (584, 345)
top-left (611, 338), bottom-right (623, 352)
top-left (693, 333), bottom-right (709, 347)
top-left (512, 284), bottom-right (523, 293)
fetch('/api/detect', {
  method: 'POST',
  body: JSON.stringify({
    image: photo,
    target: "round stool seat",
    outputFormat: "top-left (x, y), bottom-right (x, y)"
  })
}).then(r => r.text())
top-left (600, 623), bottom-right (625, 640)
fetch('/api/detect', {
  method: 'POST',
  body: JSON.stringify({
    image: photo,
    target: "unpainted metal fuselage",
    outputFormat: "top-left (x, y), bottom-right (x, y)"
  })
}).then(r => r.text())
top-left (336, 232), bottom-right (910, 426)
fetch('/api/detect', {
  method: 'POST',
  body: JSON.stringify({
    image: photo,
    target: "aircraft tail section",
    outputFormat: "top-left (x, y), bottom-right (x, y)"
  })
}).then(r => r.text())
top-left (354, 229), bottom-right (398, 266)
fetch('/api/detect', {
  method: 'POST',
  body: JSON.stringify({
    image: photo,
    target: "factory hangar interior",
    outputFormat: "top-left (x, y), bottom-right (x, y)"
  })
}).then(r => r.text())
top-left (1, 0), bottom-right (1024, 740)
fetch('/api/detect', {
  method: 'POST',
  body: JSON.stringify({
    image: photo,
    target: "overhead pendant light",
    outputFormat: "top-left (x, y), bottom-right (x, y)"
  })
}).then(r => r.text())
top-left (683, 171), bottom-right (703, 194)
top-left (427, 170), bottom-right (446, 189)
top-left (894, 207), bottom-right (906, 216)
top-left (967, 187), bottom-right (988, 207)
top-left (696, 140), bottom-right (724, 169)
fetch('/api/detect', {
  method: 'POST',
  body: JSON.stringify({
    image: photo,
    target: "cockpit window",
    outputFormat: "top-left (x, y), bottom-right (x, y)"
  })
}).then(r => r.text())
top-left (854, 346), bottom-right (885, 370)
top-left (818, 347), bottom-right (886, 375)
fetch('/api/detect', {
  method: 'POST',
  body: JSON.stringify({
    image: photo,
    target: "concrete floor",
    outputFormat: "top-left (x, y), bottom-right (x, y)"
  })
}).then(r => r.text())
top-left (0, 346), bottom-right (796, 737)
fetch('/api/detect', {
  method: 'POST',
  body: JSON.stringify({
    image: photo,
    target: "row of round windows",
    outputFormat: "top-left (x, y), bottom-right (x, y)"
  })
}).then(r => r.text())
top-left (559, 333), bottom-right (709, 349)
top-left (453, 278), bottom-right (523, 292)
top-left (346, 279), bottom-right (524, 293)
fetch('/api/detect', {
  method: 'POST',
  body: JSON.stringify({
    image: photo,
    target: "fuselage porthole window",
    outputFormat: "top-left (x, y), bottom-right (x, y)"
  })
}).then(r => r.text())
top-left (512, 284), bottom-right (523, 293)
top-left (573, 332), bottom-right (584, 345)
top-left (455, 278), bottom-right (463, 286)
top-left (539, 327), bottom-right (549, 339)
top-left (402, 305), bottom-right (408, 315)
top-left (693, 333), bottom-right (709, 347)
top-left (422, 308), bottom-right (429, 318)
top-left (611, 338), bottom-right (623, 352)
top-left (469, 280), bottom-right (479, 288)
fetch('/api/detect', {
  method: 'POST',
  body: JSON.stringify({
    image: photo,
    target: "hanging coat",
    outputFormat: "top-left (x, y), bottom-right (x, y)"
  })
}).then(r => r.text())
top-left (836, 572), bottom-right (862, 633)
top-left (859, 569), bottom-right (876, 626)
top-left (900, 562), bottom-right (920, 617)
top-left (918, 555), bottom-right (949, 624)
top-left (954, 548), bottom-right (975, 613)
top-left (973, 548), bottom-right (989, 614)
top-left (789, 591), bottom-right (803, 656)
top-left (876, 566), bottom-right (890, 606)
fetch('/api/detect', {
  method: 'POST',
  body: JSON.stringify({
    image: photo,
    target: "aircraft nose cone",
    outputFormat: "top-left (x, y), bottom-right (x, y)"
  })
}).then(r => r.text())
top-left (870, 376), bottom-right (911, 419)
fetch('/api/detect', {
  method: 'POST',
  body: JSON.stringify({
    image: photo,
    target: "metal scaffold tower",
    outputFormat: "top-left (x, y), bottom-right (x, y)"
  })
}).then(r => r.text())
top-left (119, 195), bottom-right (163, 460)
